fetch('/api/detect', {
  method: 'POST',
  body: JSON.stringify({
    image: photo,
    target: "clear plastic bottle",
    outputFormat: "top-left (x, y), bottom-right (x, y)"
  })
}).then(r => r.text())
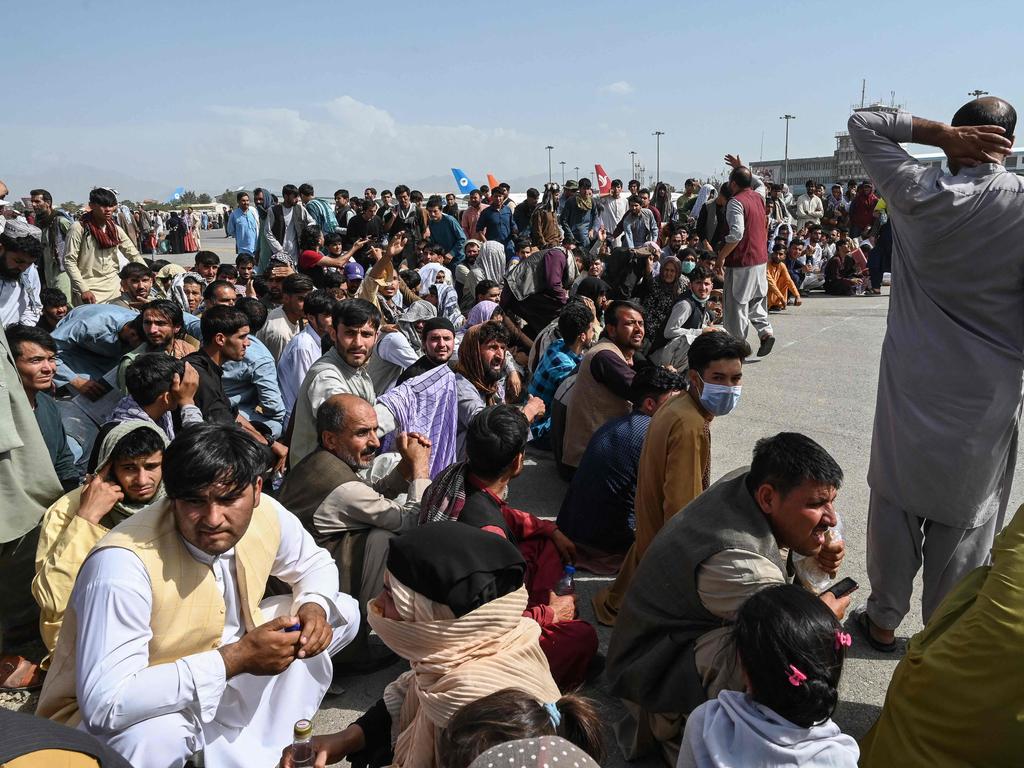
top-left (793, 516), bottom-right (844, 594)
top-left (554, 565), bottom-right (576, 596)
top-left (292, 719), bottom-right (315, 767)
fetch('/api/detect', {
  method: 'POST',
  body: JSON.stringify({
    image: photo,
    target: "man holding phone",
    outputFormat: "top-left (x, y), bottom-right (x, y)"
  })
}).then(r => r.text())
top-left (605, 433), bottom-right (849, 764)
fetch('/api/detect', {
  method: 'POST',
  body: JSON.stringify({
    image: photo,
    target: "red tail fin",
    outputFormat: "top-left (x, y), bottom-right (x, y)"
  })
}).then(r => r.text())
top-left (486, 173), bottom-right (500, 190)
top-left (595, 164), bottom-right (611, 195)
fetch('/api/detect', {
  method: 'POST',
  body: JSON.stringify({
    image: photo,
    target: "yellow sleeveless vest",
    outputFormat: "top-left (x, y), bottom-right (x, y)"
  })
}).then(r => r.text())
top-left (37, 495), bottom-right (281, 725)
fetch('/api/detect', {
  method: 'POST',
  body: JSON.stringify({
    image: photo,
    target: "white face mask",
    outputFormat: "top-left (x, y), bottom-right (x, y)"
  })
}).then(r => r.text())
top-left (697, 375), bottom-right (741, 416)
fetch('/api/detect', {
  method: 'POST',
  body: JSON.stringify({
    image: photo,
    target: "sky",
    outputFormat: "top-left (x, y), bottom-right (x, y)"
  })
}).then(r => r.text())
top-left (5, 0), bottom-right (1022, 202)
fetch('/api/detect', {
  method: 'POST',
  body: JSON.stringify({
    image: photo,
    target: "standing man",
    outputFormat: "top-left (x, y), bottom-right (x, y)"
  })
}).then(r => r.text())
top-left (442, 193), bottom-right (461, 219)
top-left (299, 183), bottom-right (340, 239)
top-left (424, 196), bottom-right (468, 268)
top-left (794, 179), bottom-right (824, 228)
top-left (559, 177), bottom-right (599, 249)
top-left (476, 185), bottom-right (516, 256)
top-left (599, 179), bottom-right (628, 247)
top-left (715, 154), bottom-right (775, 357)
top-left (264, 184), bottom-right (312, 265)
top-left (29, 189), bottom-right (73, 301)
top-left (849, 97), bottom-right (1024, 650)
top-left (460, 188), bottom-right (487, 242)
top-left (65, 187), bottom-right (146, 305)
top-left (226, 191), bottom-right (260, 256)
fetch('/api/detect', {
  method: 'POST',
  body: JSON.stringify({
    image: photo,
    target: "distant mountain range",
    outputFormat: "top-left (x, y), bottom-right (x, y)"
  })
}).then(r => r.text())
top-left (5, 165), bottom-right (710, 205)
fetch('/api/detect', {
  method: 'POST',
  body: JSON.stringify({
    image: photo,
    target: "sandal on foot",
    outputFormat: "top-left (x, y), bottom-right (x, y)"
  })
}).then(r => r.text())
top-left (0, 654), bottom-right (44, 691)
top-left (852, 611), bottom-right (897, 653)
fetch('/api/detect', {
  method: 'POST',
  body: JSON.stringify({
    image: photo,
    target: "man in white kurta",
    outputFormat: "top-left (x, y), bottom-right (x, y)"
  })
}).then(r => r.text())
top-left (36, 424), bottom-right (360, 768)
top-left (849, 99), bottom-right (1024, 644)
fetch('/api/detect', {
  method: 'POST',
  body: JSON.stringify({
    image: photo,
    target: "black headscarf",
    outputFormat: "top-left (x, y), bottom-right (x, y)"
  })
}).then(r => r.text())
top-left (387, 523), bottom-right (525, 617)
top-left (576, 276), bottom-right (610, 320)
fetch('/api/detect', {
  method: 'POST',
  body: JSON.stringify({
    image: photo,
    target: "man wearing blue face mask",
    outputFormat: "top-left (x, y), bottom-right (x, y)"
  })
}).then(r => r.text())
top-left (592, 330), bottom-right (749, 626)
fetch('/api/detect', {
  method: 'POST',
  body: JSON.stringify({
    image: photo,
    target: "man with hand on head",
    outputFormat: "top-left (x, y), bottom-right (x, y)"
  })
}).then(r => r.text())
top-left (36, 424), bottom-right (361, 768)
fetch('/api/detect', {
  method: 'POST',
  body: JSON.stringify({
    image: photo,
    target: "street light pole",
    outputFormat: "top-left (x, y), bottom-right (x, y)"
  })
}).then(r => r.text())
top-left (780, 114), bottom-right (796, 186)
top-left (545, 146), bottom-right (554, 183)
top-left (652, 131), bottom-right (665, 185)
top-left (629, 150), bottom-right (637, 182)
top-left (574, 166), bottom-right (580, 182)
top-left (559, 161), bottom-right (566, 185)
top-left (968, 89), bottom-right (989, 99)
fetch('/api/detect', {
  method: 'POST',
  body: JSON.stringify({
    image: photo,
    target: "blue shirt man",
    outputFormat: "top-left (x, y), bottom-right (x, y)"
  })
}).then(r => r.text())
top-left (425, 199), bottom-right (468, 267)
top-left (477, 192), bottom-right (516, 254)
top-left (226, 194), bottom-right (260, 255)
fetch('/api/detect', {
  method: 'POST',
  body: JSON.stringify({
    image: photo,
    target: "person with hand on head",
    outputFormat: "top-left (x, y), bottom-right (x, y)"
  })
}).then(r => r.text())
top-left (36, 424), bottom-right (361, 768)
top-left (418, 405), bottom-right (599, 689)
top-left (110, 353), bottom-right (203, 440)
top-left (848, 96), bottom-right (1024, 654)
top-left (678, 584), bottom-right (859, 768)
top-left (33, 421), bottom-right (169, 667)
top-left (605, 433), bottom-right (850, 764)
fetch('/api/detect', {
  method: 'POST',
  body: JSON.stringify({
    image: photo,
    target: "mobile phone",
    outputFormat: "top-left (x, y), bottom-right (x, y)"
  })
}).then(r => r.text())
top-left (821, 577), bottom-right (858, 599)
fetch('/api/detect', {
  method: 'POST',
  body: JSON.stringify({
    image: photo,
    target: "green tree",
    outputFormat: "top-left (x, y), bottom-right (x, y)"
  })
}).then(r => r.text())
top-left (59, 201), bottom-right (82, 214)
top-left (197, 193), bottom-right (212, 204)
top-left (216, 188), bottom-right (237, 206)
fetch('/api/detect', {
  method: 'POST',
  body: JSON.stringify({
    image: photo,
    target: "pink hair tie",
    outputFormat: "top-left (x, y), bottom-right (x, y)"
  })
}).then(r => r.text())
top-left (787, 665), bottom-right (807, 687)
top-left (835, 631), bottom-right (852, 650)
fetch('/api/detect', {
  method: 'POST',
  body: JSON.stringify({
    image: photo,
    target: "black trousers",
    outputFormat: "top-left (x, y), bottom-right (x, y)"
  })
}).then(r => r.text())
top-left (0, 526), bottom-right (42, 657)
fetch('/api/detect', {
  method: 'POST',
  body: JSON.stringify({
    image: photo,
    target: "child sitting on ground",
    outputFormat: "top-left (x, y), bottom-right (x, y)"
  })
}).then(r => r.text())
top-left (678, 584), bottom-right (860, 768)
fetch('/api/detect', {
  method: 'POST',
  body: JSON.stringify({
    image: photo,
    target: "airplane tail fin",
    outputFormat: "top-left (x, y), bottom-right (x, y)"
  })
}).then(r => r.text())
top-left (451, 168), bottom-right (477, 195)
top-left (486, 173), bottom-right (500, 190)
top-left (595, 165), bottom-right (612, 195)
top-left (167, 186), bottom-right (185, 204)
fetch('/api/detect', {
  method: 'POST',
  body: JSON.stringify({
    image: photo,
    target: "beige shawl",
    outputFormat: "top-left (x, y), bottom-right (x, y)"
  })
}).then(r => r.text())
top-left (368, 574), bottom-right (560, 768)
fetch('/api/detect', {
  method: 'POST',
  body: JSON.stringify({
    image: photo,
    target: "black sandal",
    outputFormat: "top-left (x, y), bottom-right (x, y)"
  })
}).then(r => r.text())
top-left (853, 610), bottom-right (898, 653)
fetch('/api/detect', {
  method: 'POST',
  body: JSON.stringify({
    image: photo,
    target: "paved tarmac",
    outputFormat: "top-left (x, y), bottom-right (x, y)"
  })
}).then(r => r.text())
top-left (5, 228), bottom-right (1022, 766)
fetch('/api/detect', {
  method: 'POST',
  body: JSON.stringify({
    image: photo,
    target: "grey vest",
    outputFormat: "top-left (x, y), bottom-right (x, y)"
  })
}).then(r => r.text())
top-left (606, 468), bottom-right (786, 714)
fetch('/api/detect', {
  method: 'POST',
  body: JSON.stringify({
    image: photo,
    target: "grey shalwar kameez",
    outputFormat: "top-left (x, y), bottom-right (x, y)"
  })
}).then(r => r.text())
top-left (850, 109), bottom-right (1024, 628)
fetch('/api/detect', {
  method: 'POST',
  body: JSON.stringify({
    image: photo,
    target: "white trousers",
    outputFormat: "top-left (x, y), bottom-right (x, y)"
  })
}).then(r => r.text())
top-left (99, 595), bottom-right (354, 768)
top-left (723, 264), bottom-right (772, 344)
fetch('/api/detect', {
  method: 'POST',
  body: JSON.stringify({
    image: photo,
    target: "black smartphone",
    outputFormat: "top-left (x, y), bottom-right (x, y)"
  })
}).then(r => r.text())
top-left (821, 577), bottom-right (859, 599)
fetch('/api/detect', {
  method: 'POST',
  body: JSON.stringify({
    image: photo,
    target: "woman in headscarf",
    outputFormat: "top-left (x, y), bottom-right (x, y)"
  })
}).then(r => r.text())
top-left (279, 524), bottom-right (561, 768)
top-left (33, 421), bottom-right (168, 667)
top-left (637, 254), bottom-right (683, 349)
top-left (652, 182), bottom-right (674, 226)
top-left (463, 241), bottom-right (507, 309)
top-left (689, 183), bottom-right (718, 224)
top-left (417, 262), bottom-right (453, 292)
top-left (427, 283), bottom-right (465, 329)
top-left (166, 211), bottom-right (186, 254)
top-left (697, 184), bottom-right (731, 251)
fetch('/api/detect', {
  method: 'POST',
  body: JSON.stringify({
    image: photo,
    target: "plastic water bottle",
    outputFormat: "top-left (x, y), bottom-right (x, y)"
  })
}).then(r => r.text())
top-left (793, 516), bottom-right (844, 594)
top-left (292, 719), bottom-right (315, 767)
top-left (554, 565), bottom-right (576, 596)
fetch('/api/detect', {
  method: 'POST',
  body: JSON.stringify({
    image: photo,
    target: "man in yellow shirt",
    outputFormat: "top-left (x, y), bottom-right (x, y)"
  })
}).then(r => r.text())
top-left (33, 421), bottom-right (167, 664)
top-left (593, 330), bottom-right (750, 625)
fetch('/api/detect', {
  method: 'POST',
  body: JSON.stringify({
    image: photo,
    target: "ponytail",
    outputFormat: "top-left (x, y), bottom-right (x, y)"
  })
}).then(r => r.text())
top-left (552, 693), bottom-right (605, 765)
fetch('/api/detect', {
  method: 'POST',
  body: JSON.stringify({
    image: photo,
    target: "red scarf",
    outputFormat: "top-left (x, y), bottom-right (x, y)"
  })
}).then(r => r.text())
top-left (82, 211), bottom-right (120, 249)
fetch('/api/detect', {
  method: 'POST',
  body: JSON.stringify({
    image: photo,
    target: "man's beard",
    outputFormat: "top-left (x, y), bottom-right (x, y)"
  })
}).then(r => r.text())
top-left (338, 446), bottom-right (376, 470)
top-left (0, 262), bottom-right (22, 281)
top-left (483, 364), bottom-right (503, 385)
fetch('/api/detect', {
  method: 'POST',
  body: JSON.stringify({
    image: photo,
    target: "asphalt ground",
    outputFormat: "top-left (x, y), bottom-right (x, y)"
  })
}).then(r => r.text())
top-left (5, 228), bottom-right (1021, 766)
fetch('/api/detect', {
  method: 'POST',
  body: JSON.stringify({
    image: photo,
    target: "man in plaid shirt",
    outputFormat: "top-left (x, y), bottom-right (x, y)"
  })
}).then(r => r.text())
top-left (528, 301), bottom-right (595, 446)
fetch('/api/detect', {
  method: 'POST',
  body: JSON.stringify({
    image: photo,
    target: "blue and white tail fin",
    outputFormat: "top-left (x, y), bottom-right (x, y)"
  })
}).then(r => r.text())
top-left (451, 168), bottom-right (477, 196)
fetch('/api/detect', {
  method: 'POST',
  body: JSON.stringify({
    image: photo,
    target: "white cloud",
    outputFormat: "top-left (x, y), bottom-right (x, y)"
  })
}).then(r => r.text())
top-left (602, 81), bottom-right (634, 95)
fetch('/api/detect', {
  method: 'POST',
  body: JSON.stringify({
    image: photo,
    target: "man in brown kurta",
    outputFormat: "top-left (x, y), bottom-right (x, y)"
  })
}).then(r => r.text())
top-left (592, 330), bottom-right (748, 625)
